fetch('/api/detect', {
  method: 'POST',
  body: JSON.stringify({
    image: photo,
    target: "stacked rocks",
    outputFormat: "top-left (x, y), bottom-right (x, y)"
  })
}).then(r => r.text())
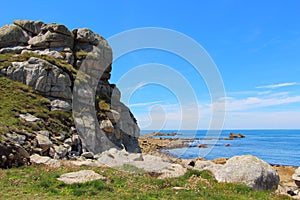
top-left (0, 20), bottom-right (141, 168)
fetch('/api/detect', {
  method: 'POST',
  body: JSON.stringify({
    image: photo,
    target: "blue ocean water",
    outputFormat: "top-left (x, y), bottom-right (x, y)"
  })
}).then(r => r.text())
top-left (140, 130), bottom-right (300, 166)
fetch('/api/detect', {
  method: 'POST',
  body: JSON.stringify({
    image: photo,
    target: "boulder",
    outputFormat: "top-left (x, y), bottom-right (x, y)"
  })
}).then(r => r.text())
top-left (194, 160), bottom-right (223, 175)
top-left (75, 28), bottom-right (99, 45)
top-left (49, 145), bottom-right (68, 159)
top-left (57, 170), bottom-right (106, 184)
top-left (50, 99), bottom-right (72, 111)
top-left (0, 24), bottom-right (29, 48)
top-left (28, 24), bottom-right (73, 48)
top-left (30, 154), bottom-right (60, 167)
top-left (14, 19), bottom-right (44, 35)
top-left (0, 144), bottom-right (30, 168)
top-left (96, 148), bottom-right (143, 167)
top-left (131, 154), bottom-right (187, 179)
top-left (36, 133), bottom-right (53, 152)
top-left (214, 155), bottom-right (279, 190)
top-left (81, 152), bottom-right (94, 159)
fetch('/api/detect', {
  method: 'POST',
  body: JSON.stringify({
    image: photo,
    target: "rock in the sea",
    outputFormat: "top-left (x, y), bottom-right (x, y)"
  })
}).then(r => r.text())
top-left (292, 167), bottom-right (300, 187)
top-left (229, 133), bottom-right (245, 138)
top-left (214, 155), bottom-right (279, 190)
top-left (57, 170), bottom-right (106, 184)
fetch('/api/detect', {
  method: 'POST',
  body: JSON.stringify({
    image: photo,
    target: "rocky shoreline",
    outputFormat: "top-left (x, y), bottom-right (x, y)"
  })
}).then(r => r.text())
top-left (138, 132), bottom-right (299, 198)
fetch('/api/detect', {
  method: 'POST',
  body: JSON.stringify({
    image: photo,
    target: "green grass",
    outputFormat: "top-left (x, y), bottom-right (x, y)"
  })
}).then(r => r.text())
top-left (0, 165), bottom-right (290, 200)
top-left (0, 77), bottom-right (73, 137)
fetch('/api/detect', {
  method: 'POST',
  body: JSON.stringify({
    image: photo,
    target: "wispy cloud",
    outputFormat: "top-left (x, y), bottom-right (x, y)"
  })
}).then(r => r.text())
top-left (256, 82), bottom-right (297, 89)
top-left (212, 95), bottom-right (300, 111)
top-left (128, 100), bottom-right (164, 107)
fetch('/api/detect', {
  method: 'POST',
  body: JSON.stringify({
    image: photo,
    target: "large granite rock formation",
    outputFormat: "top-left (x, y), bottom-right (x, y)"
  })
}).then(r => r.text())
top-left (214, 155), bottom-right (279, 190)
top-left (0, 20), bottom-right (141, 167)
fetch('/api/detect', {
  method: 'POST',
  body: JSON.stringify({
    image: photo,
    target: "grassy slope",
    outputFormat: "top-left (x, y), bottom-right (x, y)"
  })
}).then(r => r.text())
top-left (0, 76), bottom-right (73, 138)
top-left (0, 165), bottom-right (290, 200)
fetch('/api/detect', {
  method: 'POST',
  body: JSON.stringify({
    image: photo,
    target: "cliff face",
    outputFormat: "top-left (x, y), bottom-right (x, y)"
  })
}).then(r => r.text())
top-left (0, 20), bottom-right (140, 167)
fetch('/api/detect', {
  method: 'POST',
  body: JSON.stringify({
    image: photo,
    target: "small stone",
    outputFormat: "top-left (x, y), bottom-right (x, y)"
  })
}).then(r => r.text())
top-left (81, 152), bottom-right (94, 159)
top-left (19, 113), bottom-right (41, 122)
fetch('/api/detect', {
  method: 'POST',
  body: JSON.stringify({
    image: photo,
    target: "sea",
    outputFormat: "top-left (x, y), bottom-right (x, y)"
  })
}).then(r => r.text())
top-left (140, 130), bottom-right (300, 166)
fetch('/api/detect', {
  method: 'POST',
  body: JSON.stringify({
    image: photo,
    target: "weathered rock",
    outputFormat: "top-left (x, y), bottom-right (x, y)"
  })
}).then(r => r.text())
top-left (57, 170), bottom-right (106, 184)
top-left (14, 19), bottom-right (44, 35)
top-left (100, 119), bottom-right (114, 133)
top-left (28, 23), bottom-right (73, 48)
top-left (21, 49), bottom-right (64, 59)
top-left (81, 152), bottom-right (94, 159)
top-left (19, 113), bottom-right (41, 122)
top-left (292, 167), bottom-right (300, 187)
top-left (50, 99), bottom-right (72, 111)
top-left (214, 155), bottom-right (279, 190)
top-left (96, 148), bottom-right (143, 167)
top-left (0, 144), bottom-right (30, 168)
top-left (5, 133), bottom-right (26, 145)
top-left (0, 24), bottom-right (29, 48)
top-left (0, 20), bottom-right (141, 157)
top-left (130, 154), bottom-right (186, 179)
top-left (36, 133), bottom-right (53, 151)
top-left (0, 46), bottom-right (27, 54)
top-left (105, 109), bottom-right (120, 123)
top-left (75, 28), bottom-right (99, 45)
top-left (6, 57), bottom-right (72, 99)
top-left (194, 160), bottom-right (223, 175)
top-left (30, 154), bottom-right (60, 167)
top-left (50, 145), bottom-right (68, 159)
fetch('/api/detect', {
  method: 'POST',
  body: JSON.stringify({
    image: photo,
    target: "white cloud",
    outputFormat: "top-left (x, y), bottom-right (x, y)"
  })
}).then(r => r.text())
top-left (128, 100), bottom-right (164, 107)
top-left (256, 82), bottom-right (297, 89)
top-left (212, 95), bottom-right (300, 111)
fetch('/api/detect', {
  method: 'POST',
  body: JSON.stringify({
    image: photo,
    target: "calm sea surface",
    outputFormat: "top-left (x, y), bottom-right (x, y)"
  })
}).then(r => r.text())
top-left (140, 130), bottom-right (300, 166)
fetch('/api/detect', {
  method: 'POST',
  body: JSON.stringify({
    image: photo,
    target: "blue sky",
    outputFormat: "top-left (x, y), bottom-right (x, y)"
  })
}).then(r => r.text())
top-left (1, 0), bottom-right (300, 129)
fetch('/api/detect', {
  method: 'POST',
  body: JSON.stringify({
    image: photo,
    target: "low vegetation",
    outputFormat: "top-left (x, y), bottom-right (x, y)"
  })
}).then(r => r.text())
top-left (0, 77), bottom-right (73, 135)
top-left (0, 165), bottom-right (290, 200)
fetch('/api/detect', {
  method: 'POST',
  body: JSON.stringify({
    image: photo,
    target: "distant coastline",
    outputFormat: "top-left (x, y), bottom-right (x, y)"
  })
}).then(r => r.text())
top-left (140, 129), bottom-right (300, 166)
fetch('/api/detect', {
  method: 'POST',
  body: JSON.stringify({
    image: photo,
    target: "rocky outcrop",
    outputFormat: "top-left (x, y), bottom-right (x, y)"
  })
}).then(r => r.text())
top-left (0, 20), bottom-right (141, 168)
top-left (214, 155), bottom-right (279, 190)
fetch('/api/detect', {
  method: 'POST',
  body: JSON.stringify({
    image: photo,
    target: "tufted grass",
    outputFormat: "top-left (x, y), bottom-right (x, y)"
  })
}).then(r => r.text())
top-left (0, 165), bottom-right (290, 200)
top-left (0, 166), bottom-right (289, 200)
top-left (0, 77), bottom-right (73, 136)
